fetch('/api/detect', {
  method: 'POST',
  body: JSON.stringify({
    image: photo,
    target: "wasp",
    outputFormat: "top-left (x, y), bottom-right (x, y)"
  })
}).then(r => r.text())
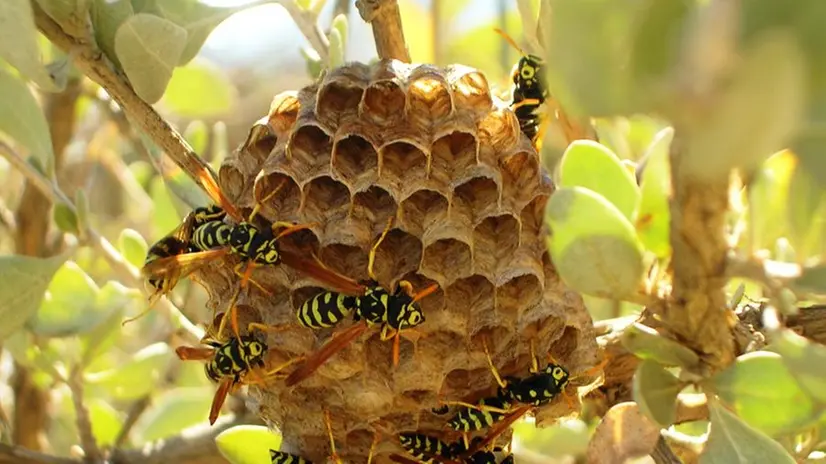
top-left (398, 432), bottom-right (455, 463)
top-left (442, 386), bottom-right (513, 449)
top-left (391, 435), bottom-right (513, 464)
top-left (270, 410), bottom-right (341, 463)
top-left (141, 168), bottom-right (365, 339)
top-left (285, 217), bottom-right (438, 386)
top-left (175, 311), bottom-right (302, 425)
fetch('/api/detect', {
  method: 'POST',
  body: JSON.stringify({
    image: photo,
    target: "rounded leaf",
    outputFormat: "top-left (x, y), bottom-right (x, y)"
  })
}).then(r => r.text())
top-left (748, 150), bottom-right (795, 251)
top-left (163, 60), bottom-right (235, 118)
top-left (0, 253), bottom-right (69, 341)
top-left (32, 261), bottom-right (107, 336)
top-left (216, 425), bottom-right (282, 464)
top-left (622, 323), bottom-right (699, 369)
top-left (700, 399), bottom-right (795, 464)
top-left (86, 342), bottom-right (173, 400)
top-left (559, 140), bottom-right (640, 221)
top-left (183, 120), bottom-right (209, 155)
top-left (53, 203), bottom-right (79, 235)
top-left (773, 328), bottom-right (826, 405)
top-left (0, 1), bottom-right (59, 90)
top-left (118, 229), bottom-right (148, 269)
top-left (132, 387), bottom-right (214, 442)
top-left (0, 69), bottom-right (56, 173)
top-left (545, 186), bottom-right (645, 298)
top-left (632, 360), bottom-right (682, 427)
top-left (711, 351), bottom-right (816, 436)
top-left (114, 13), bottom-right (187, 103)
top-left (88, 399), bottom-right (123, 447)
top-left (91, 0), bottom-right (134, 66)
top-left (636, 127), bottom-right (673, 257)
top-left (786, 160), bottom-right (826, 261)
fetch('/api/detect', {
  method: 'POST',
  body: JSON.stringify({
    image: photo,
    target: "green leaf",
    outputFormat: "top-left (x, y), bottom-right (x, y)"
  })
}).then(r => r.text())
top-left (53, 203), bottom-right (79, 235)
top-left (682, 31), bottom-right (806, 182)
top-left (0, 253), bottom-right (69, 341)
top-left (36, 0), bottom-right (91, 34)
top-left (80, 299), bottom-right (128, 366)
top-left (31, 261), bottom-right (101, 336)
top-left (700, 398), bottom-right (795, 464)
top-left (149, 175), bottom-right (184, 238)
top-left (791, 265), bottom-right (826, 296)
top-left (183, 120), bottom-right (209, 155)
top-left (327, 13), bottom-right (348, 69)
top-left (711, 352), bottom-right (816, 436)
top-left (545, 186), bottom-right (645, 299)
top-left (0, 1), bottom-right (59, 90)
top-left (511, 418), bottom-right (589, 458)
top-left (774, 328), bottom-right (826, 405)
top-left (88, 399), bottom-right (123, 447)
top-left (632, 360), bottom-right (682, 427)
top-left (86, 342), bottom-right (173, 400)
top-left (114, 13), bottom-right (187, 103)
top-left (216, 425), bottom-right (282, 464)
top-left (786, 159), bottom-right (826, 261)
top-left (621, 323), bottom-right (699, 369)
top-left (0, 68), bottom-right (56, 173)
top-left (143, 135), bottom-right (210, 213)
top-left (74, 189), bottom-right (90, 235)
top-left (132, 387), bottom-right (214, 441)
top-left (636, 127), bottom-right (673, 258)
top-left (559, 140), bottom-right (640, 222)
top-left (162, 60), bottom-right (235, 118)
top-left (300, 47), bottom-right (323, 80)
top-left (118, 228), bottom-right (148, 269)
top-left (747, 150), bottom-right (795, 251)
top-left (91, 0), bottom-right (134, 67)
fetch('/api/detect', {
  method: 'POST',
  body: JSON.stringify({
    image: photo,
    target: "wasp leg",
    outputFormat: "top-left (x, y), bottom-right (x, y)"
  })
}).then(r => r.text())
top-left (247, 322), bottom-right (291, 334)
top-left (482, 338), bottom-right (508, 389)
top-left (367, 429), bottom-right (381, 464)
top-left (368, 216), bottom-right (395, 281)
top-left (324, 409), bottom-right (342, 464)
top-left (273, 222), bottom-right (319, 241)
top-left (439, 400), bottom-right (512, 415)
top-left (510, 97), bottom-right (542, 111)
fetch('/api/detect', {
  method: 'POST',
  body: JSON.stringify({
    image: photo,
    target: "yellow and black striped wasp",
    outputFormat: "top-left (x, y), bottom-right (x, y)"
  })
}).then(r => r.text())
top-left (285, 217), bottom-right (439, 386)
top-left (270, 409), bottom-right (342, 463)
top-left (175, 310), bottom-right (301, 425)
top-left (391, 434), bottom-right (514, 464)
top-left (140, 166), bottom-right (365, 339)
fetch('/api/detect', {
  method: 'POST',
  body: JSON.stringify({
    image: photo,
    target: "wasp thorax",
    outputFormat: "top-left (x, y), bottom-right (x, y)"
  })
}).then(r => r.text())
top-left (207, 60), bottom-right (600, 463)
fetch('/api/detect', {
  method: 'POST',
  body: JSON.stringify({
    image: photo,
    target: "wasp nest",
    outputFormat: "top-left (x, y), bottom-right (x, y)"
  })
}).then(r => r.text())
top-left (210, 60), bottom-right (601, 463)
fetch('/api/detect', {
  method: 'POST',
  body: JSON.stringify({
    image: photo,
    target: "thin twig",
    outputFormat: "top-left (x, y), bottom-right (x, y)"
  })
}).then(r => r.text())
top-left (276, 0), bottom-right (330, 62)
top-left (0, 141), bottom-right (203, 343)
top-left (356, 0), bottom-right (410, 62)
top-left (0, 444), bottom-right (77, 464)
top-left (67, 367), bottom-right (102, 463)
top-left (113, 397), bottom-right (151, 448)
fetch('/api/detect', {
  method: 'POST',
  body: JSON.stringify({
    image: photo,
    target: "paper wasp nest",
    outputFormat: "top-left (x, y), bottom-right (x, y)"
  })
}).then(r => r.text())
top-left (210, 60), bottom-right (601, 463)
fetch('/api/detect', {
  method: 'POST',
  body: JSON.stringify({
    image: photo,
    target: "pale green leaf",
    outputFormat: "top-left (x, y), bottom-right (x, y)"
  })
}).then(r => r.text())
top-left (0, 68), bottom-right (55, 172)
top-left (0, 1), bottom-right (59, 90)
top-left (183, 120), bottom-right (209, 155)
top-left (636, 126), bottom-right (673, 257)
top-left (0, 253), bottom-right (69, 341)
top-left (133, 387), bottom-right (214, 441)
top-left (545, 186), bottom-right (645, 299)
top-left (787, 159), bottom-right (826, 261)
top-left (632, 360), bottom-right (682, 427)
top-left (774, 328), bottom-right (826, 405)
top-left (162, 60), bottom-right (235, 118)
top-left (86, 342), bottom-right (173, 400)
top-left (31, 261), bottom-right (101, 336)
top-left (114, 13), bottom-right (187, 103)
top-left (80, 301), bottom-right (128, 366)
top-left (88, 399), bottom-right (123, 447)
top-left (74, 189), bottom-right (90, 234)
top-left (748, 150), bottom-right (795, 251)
top-left (682, 31), bottom-right (806, 181)
top-left (36, 0), bottom-right (91, 34)
top-left (216, 425), bottom-right (282, 464)
top-left (621, 323), bottom-right (699, 369)
top-left (91, 0), bottom-right (134, 67)
top-left (118, 228), bottom-right (148, 269)
top-left (327, 28), bottom-right (344, 70)
top-left (711, 352), bottom-right (816, 436)
top-left (700, 399), bottom-right (795, 464)
top-left (791, 265), bottom-right (826, 296)
top-left (559, 140), bottom-right (640, 222)
top-left (53, 203), bottom-right (79, 234)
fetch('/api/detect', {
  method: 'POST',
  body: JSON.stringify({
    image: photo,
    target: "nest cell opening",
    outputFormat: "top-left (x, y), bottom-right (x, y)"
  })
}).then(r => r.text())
top-left (420, 238), bottom-right (472, 285)
top-left (450, 70), bottom-right (492, 114)
top-left (379, 141), bottom-right (429, 192)
top-left (360, 81), bottom-right (407, 125)
top-left (352, 185), bottom-right (397, 226)
top-left (253, 172), bottom-right (301, 221)
top-left (287, 124), bottom-right (333, 171)
top-left (370, 228), bottom-right (423, 287)
top-left (318, 243), bottom-right (368, 281)
top-left (398, 189), bottom-right (448, 237)
top-left (332, 134), bottom-right (379, 190)
top-left (430, 131), bottom-right (478, 184)
top-left (443, 274), bottom-right (494, 321)
top-left (496, 273), bottom-right (543, 319)
top-left (472, 214), bottom-right (521, 278)
top-left (218, 159), bottom-right (248, 204)
top-left (500, 151), bottom-right (541, 210)
top-left (408, 75), bottom-right (453, 122)
top-left (453, 176), bottom-right (500, 225)
top-left (316, 81), bottom-right (365, 126)
top-left (301, 175), bottom-right (351, 224)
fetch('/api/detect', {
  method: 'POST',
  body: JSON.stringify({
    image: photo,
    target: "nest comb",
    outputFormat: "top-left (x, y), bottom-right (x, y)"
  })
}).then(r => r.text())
top-left (205, 60), bottom-right (601, 463)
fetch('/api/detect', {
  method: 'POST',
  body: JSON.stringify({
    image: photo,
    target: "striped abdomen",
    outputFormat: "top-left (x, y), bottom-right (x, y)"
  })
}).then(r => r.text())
top-left (270, 449), bottom-right (312, 464)
top-left (192, 221), bottom-right (232, 251)
top-left (297, 291), bottom-right (357, 329)
top-left (398, 433), bottom-right (453, 462)
top-left (447, 392), bottom-right (512, 432)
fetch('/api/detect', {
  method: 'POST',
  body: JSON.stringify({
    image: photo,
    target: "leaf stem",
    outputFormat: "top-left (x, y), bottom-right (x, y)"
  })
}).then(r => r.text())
top-left (67, 367), bottom-right (102, 463)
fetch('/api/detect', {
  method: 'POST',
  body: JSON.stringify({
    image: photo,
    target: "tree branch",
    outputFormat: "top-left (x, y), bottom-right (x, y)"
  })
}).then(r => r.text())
top-left (356, 0), bottom-right (410, 62)
top-left (30, 1), bottom-right (218, 199)
top-left (67, 368), bottom-right (102, 463)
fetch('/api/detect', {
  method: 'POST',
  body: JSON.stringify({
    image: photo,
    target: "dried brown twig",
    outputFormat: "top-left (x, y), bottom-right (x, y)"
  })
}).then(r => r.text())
top-left (356, 0), bottom-right (410, 62)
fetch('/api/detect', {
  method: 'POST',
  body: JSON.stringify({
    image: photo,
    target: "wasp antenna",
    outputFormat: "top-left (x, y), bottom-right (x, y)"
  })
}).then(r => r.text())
top-left (368, 216), bottom-right (396, 282)
top-left (493, 27), bottom-right (525, 56)
top-left (412, 283), bottom-right (439, 303)
top-left (250, 178), bottom-right (288, 222)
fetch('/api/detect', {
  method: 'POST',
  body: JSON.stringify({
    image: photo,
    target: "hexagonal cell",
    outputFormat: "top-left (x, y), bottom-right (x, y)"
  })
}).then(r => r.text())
top-left (478, 108), bottom-right (521, 156)
top-left (319, 243), bottom-right (367, 281)
top-left (518, 311), bottom-right (566, 346)
top-left (444, 274), bottom-right (493, 321)
top-left (218, 158), bottom-right (248, 204)
top-left (360, 81), bottom-right (406, 126)
top-left (252, 172), bottom-right (301, 222)
top-left (447, 66), bottom-right (492, 115)
top-left (453, 176), bottom-right (500, 224)
top-left (332, 134), bottom-right (379, 191)
top-left (420, 237), bottom-right (472, 286)
top-left (500, 150), bottom-right (541, 210)
top-left (301, 175), bottom-right (351, 225)
top-left (440, 367), bottom-right (494, 399)
top-left (370, 227), bottom-right (423, 287)
top-left (287, 123), bottom-right (333, 177)
top-left (520, 193), bottom-right (549, 243)
top-left (398, 189), bottom-right (448, 237)
top-left (240, 117), bottom-right (277, 163)
top-left (550, 326), bottom-right (581, 366)
top-left (542, 250), bottom-right (561, 289)
top-left (352, 185), bottom-right (397, 226)
top-left (496, 273), bottom-right (542, 319)
top-left (408, 66), bottom-right (453, 123)
top-left (472, 214), bottom-right (520, 278)
top-left (316, 79), bottom-right (365, 127)
top-left (430, 131), bottom-right (477, 185)
top-left (267, 90), bottom-right (301, 138)
top-left (396, 271), bottom-right (443, 313)
top-left (379, 141), bottom-right (429, 194)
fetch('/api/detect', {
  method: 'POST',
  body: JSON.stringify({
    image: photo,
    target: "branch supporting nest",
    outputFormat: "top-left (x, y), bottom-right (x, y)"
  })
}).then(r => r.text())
top-left (356, 0), bottom-right (410, 62)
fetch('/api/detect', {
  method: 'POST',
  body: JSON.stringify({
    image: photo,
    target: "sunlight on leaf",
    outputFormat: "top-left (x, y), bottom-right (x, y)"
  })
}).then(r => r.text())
top-left (0, 0), bottom-right (59, 90)
top-left (774, 328), bottom-right (826, 405)
top-left (700, 398), bottom-right (795, 464)
top-left (632, 360), bottom-right (682, 427)
top-left (216, 425), bottom-right (282, 464)
top-left (89, 399), bottom-right (123, 447)
top-left (748, 150), bottom-right (795, 252)
top-left (621, 323), bottom-right (699, 369)
top-left (0, 253), bottom-right (69, 341)
top-left (114, 13), bottom-right (187, 103)
top-left (0, 68), bottom-right (56, 173)
top-left (184, 120), bottom-right (209, 155)
top-left (151, 0), bottom-right (244, 65)
top-left (119, 228), bottom-right (148, 269)
top-left (636, 127), bottom-right (672, 257)
top-left (711, 352), bottom-right (816, 436)
top-left (132, 387), bottom-right (214, 442)
top-left (545, 186), bottom-right (645, 299)
top-left (32, 261), bottom-right (103, 337)
top-left (791, 265), bottom-right (826, 297)
top-left (786, 158), bottom-right (826, 261)
top-left (86, 342), bottom-right (173, 400)
top-left (162, 60), bottom-right (235, 118)
top-left (91, 0), bottom-right (133, 67)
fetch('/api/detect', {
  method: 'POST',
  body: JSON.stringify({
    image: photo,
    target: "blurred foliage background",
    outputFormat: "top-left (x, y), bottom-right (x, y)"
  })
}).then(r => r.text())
top-left (1, 0), bottom-right (826, 463)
